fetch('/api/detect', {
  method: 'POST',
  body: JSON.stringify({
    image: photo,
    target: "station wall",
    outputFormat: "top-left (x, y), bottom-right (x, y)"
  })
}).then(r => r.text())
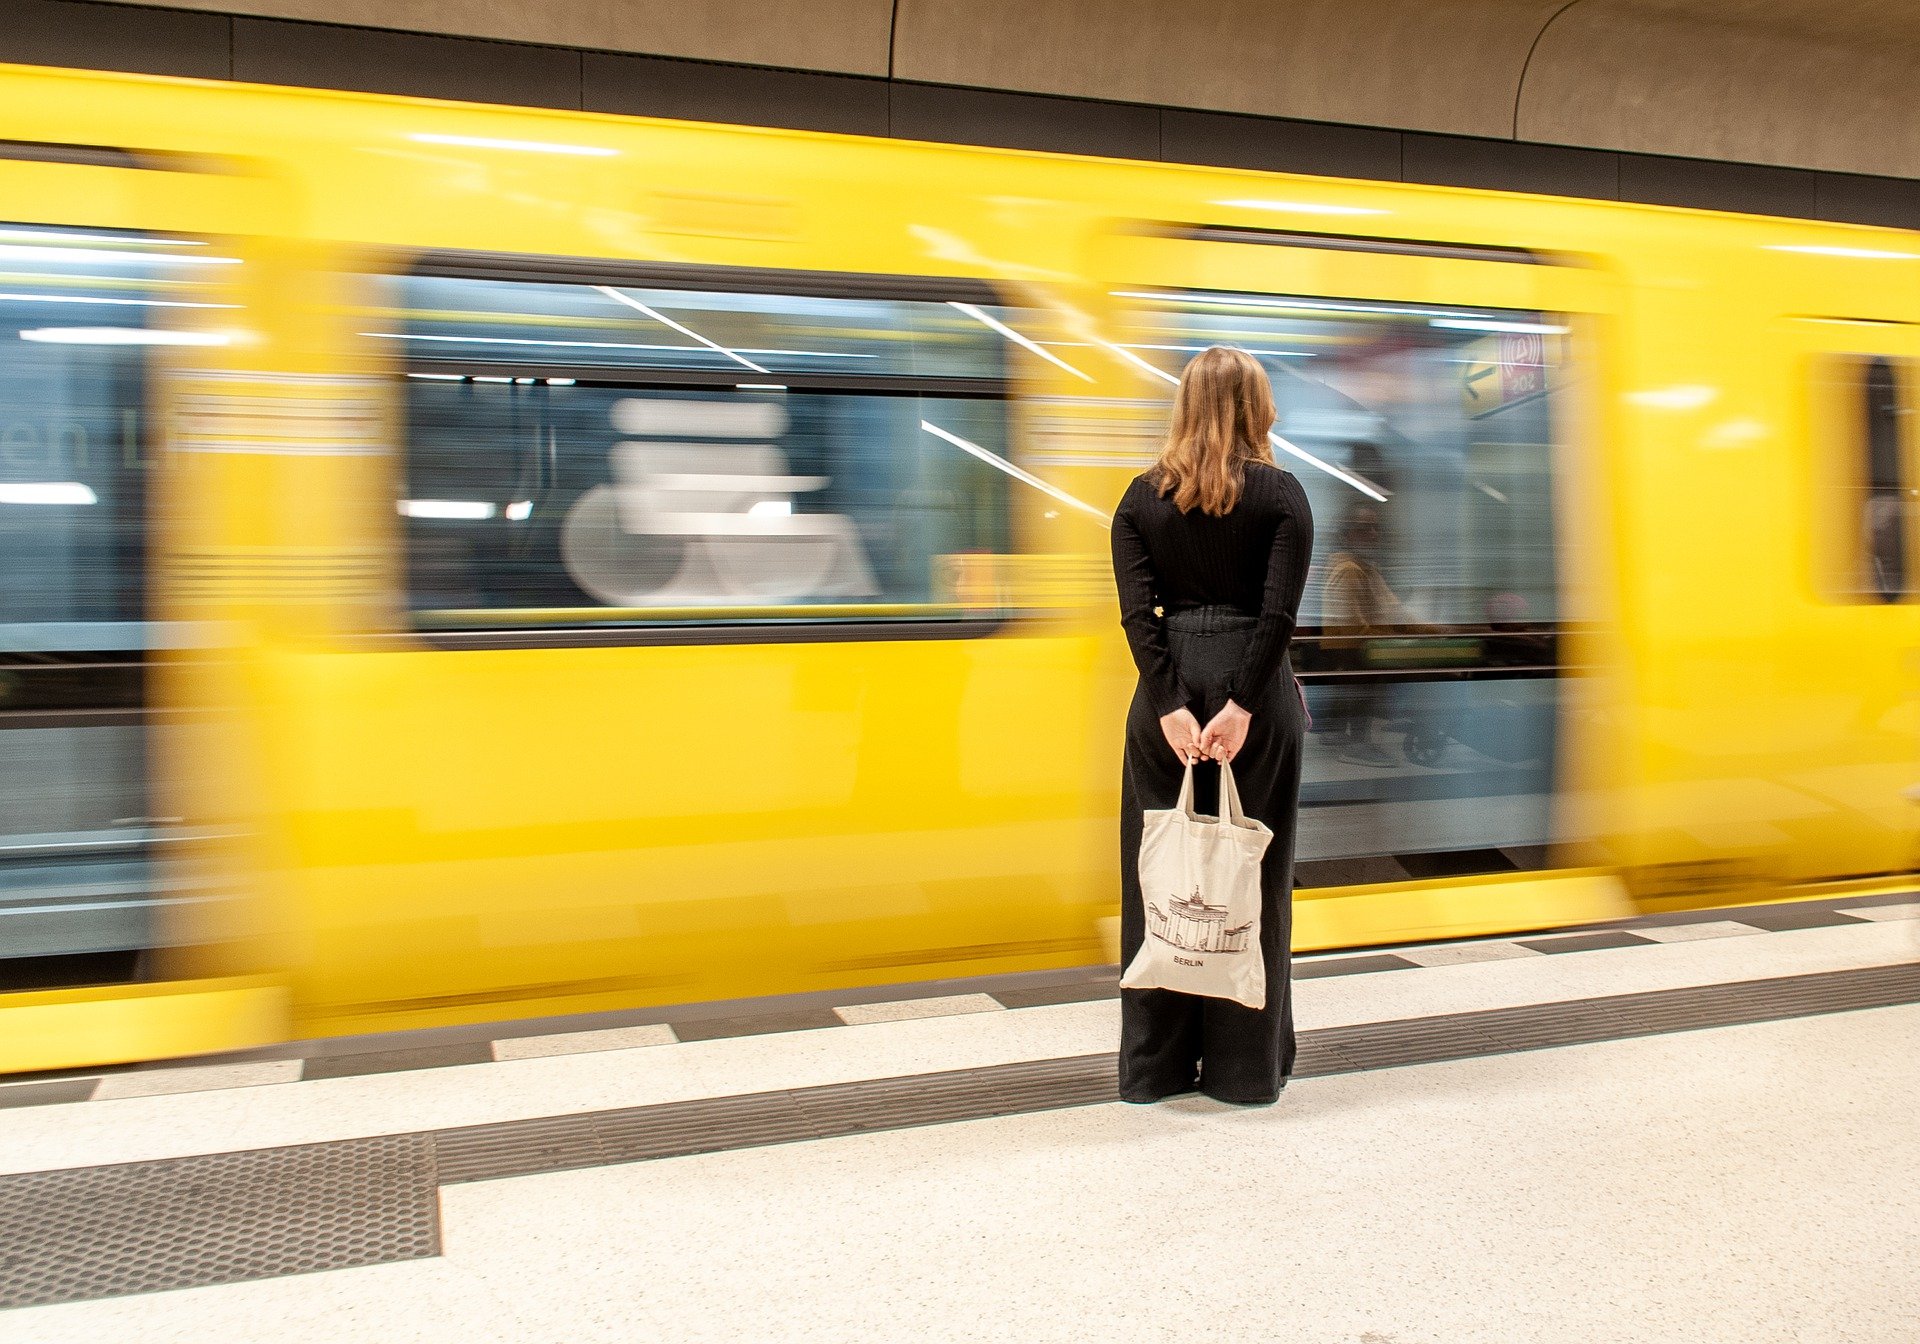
top-left (7, 0), bottom-right (1920, 229)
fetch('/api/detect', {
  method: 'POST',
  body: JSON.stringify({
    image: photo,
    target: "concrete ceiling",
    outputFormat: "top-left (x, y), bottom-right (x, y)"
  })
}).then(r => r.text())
top-left (129, 0), bottom-right (1920, 176)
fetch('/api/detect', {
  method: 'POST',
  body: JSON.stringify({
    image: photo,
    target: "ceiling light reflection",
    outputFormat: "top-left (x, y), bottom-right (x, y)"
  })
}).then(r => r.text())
top-left (20, 327), bottom-right (231, 346)
top-left (409, 132), bottom-right (618, 157)
top-left (949, 301), bottom-right (1093, 382)
top-left (0, 481), bottom-right (96, 505)
top-left (920, 421), bottom-right (1110, 524)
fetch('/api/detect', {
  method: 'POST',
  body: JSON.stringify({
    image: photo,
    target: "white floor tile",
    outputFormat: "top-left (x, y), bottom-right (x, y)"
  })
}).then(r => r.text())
top-left (1837, 901), bottom-right (1920, 922)
top-left (1636, 920), bottom-right (1767, 943)
top-left (1401, 941), bottom-right (1542, 966)
top-left (490, 1025), bottom-right (677, 1061)
top-left (833, 994), bottom-right (1003, 1025)
top-left (92, 1060), bottom-right (301, 1101)
top-left (1, 918), bottom-right (1911, 1178)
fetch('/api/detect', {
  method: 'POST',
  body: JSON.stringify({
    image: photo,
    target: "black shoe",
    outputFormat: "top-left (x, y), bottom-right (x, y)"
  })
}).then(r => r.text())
top-left (1199, 1081), bottom-right (1287, 1106)
top-left (1119, 1079), bottom-right (1200, 1104)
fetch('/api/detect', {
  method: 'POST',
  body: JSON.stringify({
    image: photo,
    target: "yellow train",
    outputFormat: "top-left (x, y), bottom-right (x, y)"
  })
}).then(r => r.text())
top-left (2, 60), bottom-right (1914, 1072)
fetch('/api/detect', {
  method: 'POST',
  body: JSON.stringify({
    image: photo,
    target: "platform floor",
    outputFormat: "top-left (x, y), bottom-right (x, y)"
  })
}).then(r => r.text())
top-left (2, 894), bottom-right (1917, 1343)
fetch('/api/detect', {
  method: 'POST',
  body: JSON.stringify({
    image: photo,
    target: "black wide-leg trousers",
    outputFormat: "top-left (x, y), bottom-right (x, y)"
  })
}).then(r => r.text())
top-left (1118, 608), bottom-right (1304, 1104)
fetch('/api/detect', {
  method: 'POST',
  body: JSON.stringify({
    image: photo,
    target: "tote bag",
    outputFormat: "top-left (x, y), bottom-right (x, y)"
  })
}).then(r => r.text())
top-left (1119, 762), bottom-right (1273, 1009)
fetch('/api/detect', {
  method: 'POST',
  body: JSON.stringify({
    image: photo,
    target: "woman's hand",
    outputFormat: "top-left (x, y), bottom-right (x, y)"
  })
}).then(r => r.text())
top-left (1159, 707), bottom-right (1204, 765)
top-left (1201, 700), bottom-right (1252, 764)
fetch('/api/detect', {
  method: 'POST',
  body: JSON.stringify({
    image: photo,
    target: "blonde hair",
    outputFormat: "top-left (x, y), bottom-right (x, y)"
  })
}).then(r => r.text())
top-left (1152, 346), bottom-right (1276, 516)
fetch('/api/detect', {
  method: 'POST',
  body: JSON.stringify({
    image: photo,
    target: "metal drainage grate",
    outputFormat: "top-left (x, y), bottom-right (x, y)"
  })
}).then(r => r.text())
top-left (0, 1133), bottom-right (438, 1310)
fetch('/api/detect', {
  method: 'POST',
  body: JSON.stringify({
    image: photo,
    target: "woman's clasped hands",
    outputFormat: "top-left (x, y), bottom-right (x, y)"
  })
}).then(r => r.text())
top-left (1158, 699), bottom-right (1252, 766)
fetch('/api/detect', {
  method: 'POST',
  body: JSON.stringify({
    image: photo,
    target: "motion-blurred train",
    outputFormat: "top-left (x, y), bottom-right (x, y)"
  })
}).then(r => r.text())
top-left (3, 60), bottom-right (1914, 1072)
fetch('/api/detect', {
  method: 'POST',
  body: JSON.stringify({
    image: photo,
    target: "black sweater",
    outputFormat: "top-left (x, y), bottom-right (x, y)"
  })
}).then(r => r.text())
top-left (1110, 462), bottom-right (1316, 716)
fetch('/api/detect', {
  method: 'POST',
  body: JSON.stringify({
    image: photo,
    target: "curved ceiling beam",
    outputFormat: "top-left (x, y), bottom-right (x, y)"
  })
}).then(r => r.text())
top-left (1516, 1), bottom-right (1920, 177)
top-left (892, 0), bottom-right (1572, 140)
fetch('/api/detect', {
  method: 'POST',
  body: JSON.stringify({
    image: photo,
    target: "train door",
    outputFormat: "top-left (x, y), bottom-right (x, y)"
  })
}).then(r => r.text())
top-left (0, 142), bottom-right (261, 996)
top-left (263, 253), bottom-right (1114, 1034)
top-left (1783, 316), bottom-right (1920, 880)
top-left (1093, 220), bottom-right (1628, 946)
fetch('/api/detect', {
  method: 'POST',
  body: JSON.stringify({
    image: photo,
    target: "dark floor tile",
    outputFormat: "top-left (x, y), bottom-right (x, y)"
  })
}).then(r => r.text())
top-left (1160, 109), bottom-right (1403, 181)
top-left (1724, 905), bottom-right (1869, 933)
top-left (584, 52), bottom-right (888, 136)
top-left (1517, 931), bottom-right (1658, 954)
top-left (991, 980), bottom-right (1121, 1009)
top-left (0, 1079), bottom-right (98, 1108)
top-left (667, 1008), bottom-right (845, 1043)
top-left (300, 1042), bottom-right (494, 1081)
top-left (1293, 954), bottom-right (1420, 979)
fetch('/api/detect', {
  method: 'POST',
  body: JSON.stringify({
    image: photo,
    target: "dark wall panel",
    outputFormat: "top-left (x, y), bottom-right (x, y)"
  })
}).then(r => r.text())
top-left (1618, 153), bottom-right (1819, 220)
top-left (1160, 110), bottom-right (1402, 182)
top-left (0, 0), bottom-right (231, 80)
top-left (1403, 134), bottom-right (1618, 201)
top-left (5, 3), bottom-right (1918, 229)
top-left (231, 18), bottom-right (581, 110)
top-left (583, 53), bottom-right (887, 137)
top-left (889, 82), bottom-right (1160, 161)
top-left (1814, 173), bottom-right (1920, 231)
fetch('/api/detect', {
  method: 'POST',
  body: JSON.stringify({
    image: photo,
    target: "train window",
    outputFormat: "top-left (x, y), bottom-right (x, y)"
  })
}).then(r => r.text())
top-left (1819, 354), bottom-right (1913, 603)
top-left (0, 223), bottom-right (215, 969)
top-left (1112, 287), bottom-right (1570, 881)
top-left (389, 269), bottom-right (1021, 636)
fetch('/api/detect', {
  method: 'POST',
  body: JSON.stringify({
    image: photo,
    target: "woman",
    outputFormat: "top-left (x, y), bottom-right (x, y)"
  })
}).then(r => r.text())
top-left (1109, 346), bottom-right (1314, 1105)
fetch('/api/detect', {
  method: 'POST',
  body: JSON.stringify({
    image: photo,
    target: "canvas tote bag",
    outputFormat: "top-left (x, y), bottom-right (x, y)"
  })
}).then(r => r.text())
top-left (1120, 762), bottom-right (1273, 1009)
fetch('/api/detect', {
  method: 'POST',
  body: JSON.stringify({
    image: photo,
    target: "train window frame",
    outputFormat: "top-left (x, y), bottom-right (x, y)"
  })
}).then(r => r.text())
top-left (387, 251), bottom-right (1031, 650)
top-left (1812, 351), bottom-right (1918, 604)
top-left (1103, 278), bottom-right (1579, 880)
top-left (1104, 281), bottom-right (1572, 673)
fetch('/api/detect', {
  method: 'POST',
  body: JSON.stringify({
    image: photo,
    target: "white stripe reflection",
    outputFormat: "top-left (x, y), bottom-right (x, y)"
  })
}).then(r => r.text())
top-left (1090, 337), bottom-right (1389, 500)
top-left (919, 421), bottom-right (1110, 525)
top-left (948, 302), bottom-right (1093, 382)
top-left (594, 286), bottom-right (771, 375)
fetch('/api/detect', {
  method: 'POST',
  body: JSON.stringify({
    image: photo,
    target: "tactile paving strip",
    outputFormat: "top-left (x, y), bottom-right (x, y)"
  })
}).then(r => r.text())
top-left (437, 1055), bottom-right (1116, 1183)
top-left (1301, 962), bottom-right (1920, 1075)
top-left (5, 962), bottom-right (1915, 1311)
top-left (0, 1133), bottom-right (438, 1310)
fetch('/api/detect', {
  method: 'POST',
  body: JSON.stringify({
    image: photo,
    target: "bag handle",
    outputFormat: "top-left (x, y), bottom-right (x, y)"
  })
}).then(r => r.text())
top-left (1172, 761), bottom-right (1247, 828)
top-left (1217, 761), bottom-right (1248, 827)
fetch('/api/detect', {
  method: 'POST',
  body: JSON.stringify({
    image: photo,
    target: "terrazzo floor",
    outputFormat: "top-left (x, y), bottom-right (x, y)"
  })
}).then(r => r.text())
top-left (3, 908), bottom-right (1917, 1342)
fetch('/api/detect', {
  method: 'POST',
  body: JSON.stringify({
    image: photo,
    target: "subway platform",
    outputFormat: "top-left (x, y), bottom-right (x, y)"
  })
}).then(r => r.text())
top-left (2, 893), bottom-right (1917, 1344)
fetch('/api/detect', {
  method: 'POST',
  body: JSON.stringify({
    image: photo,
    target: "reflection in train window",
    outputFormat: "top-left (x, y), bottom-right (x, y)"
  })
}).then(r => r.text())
top-left (1115, 288), bottom-right (1572, 879)
top-left (391, 272), bottom-right (1020, 632)
top-left (1828, 354), bottom-right (1912, 603)
top-left (0, 223), bottom-right (217, 969)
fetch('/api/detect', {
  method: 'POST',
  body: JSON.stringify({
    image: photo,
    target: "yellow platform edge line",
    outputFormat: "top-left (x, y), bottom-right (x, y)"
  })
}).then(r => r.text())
top-left (0, 977), bottom-right (291, 1075)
